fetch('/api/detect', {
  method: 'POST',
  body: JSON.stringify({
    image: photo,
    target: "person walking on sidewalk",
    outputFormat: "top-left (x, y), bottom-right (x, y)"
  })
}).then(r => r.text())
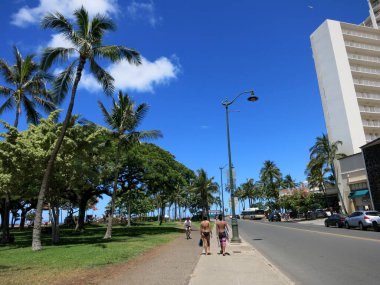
top-left (216, 214), bottom-right (228, 256)
top-left (184, 217), bottom-right (192, 239)
top-left (200, 216), bottom-right (212, 255)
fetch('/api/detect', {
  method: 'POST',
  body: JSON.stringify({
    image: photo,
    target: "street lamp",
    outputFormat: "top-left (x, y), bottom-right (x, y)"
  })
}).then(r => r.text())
top-left (222, 90), bottom-right (258, 243)
top-left (219, 164), bottom-right (228, 219)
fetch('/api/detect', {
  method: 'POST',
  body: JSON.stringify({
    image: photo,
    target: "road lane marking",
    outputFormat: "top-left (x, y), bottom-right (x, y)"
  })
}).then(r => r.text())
top-left (251, 221), bottom-right (380, 243)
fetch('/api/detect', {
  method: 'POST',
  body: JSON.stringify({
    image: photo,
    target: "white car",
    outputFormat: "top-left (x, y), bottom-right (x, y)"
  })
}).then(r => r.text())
top-left (344, 211), bottom-right (380, 231)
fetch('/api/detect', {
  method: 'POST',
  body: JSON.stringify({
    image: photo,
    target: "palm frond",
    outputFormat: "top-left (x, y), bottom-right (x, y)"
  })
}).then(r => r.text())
top-left (31, 95), bottom-right (56, 113)
top-left (0, 97), bottom-right (15, 115)
top-left (89, 58), bottom-right (114, 96)
top-left (13, 46), bottom-right (23, 75)
top-left (74, 6), bottom-right (90, 39)
top-left (52, 61), bottom-right (76, 104)
top-left (0, 59), bottom-right (14, 83)
top-left (41, 11), bottom-right (72, 32)
top-left (94, 45), bottom-right (141, 64)
top-left (90, 15), bottom-right (116, 44)
top-left (98, 99), bottom-right (116, 130)
top-left (22, 96), bottom-right (40, 125)
top-left (133, 103), bottom-right (149, 128)
top-left (0, 86), bottom-right (13, 96)
top-left (41, 47), bottom-right (76, 71)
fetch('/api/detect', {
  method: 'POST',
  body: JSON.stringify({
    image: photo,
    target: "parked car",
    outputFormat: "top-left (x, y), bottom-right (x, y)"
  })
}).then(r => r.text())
top-left (315, 209), bottom-right (327, 218)
top-left (268, 212), bottom-right (281, 222)
top-left (344, 211), bottom-right (380, 231)
top-left (324, 214), bottom-right (346, 228)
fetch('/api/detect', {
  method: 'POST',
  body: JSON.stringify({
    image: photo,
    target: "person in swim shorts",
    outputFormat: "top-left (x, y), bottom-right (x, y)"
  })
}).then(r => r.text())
top-left (200, 216), bottom-right (212, 255)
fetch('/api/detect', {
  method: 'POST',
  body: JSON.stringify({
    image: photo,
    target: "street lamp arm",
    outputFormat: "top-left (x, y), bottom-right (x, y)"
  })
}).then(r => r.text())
top-left (222, 90), bottom-right (254, 106)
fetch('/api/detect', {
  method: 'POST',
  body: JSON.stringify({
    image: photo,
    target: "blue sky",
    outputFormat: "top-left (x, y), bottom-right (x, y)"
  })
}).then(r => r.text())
top-left (0, 0), bottom-right (370, 216)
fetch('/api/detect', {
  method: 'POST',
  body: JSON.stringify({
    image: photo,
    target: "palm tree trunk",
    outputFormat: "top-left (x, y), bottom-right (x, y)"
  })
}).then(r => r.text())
top-left (330, 163), bottom-right (348, 215)
top-left (14, 100), bottom-right (21, 128)
top-left (32, 57), bottom-right (86, 251)
top-left (104, 142), bottom-right (121, 239)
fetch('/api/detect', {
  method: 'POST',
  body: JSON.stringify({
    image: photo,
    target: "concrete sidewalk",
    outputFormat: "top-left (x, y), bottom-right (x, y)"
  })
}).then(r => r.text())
top-left (188, 230), bottom-right (294, 285)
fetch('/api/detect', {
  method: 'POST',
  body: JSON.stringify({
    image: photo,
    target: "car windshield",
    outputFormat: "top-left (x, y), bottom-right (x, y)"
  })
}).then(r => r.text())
top-left (365, 211), bottom-right (379, 216)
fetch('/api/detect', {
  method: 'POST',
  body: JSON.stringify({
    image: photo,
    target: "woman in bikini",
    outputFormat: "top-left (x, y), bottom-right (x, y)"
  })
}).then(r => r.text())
top-left (200, 216), bottom-right (212, 255)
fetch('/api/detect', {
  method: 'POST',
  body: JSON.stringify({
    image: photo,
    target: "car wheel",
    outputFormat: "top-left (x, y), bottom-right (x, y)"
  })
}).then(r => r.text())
top-left (373, 222), bottom-right (380, 232)
top-left (359, 222), bottom-right (367, 231)
top-left (325, 221), bottom-right (329, 227)
top-left (345, 222), bottom-right (350, 229)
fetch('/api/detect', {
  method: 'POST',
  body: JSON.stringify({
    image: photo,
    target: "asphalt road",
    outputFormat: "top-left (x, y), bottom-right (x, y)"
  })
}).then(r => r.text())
top-left (237, 219), bottom-right (380, 285)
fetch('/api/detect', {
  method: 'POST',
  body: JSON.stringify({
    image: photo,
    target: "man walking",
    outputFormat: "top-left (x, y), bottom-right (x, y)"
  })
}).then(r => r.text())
top-left (216, 214), bottom-right (228, 256)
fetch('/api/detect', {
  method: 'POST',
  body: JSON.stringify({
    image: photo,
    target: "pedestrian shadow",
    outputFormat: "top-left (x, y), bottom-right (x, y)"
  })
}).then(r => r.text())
top-left (252, 238), bottom-right (263, 241)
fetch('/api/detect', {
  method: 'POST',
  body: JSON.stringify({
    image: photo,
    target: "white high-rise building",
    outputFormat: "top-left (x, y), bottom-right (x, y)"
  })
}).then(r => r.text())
top-left (310, 1), bottom-right (380, 212)
top-left (311, 7), bottom-right (380, 155)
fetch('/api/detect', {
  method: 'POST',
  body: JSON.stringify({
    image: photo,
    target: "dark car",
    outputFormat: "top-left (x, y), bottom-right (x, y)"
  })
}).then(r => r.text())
top-left (324, 214), bottom-right (346, 228)
top-left (268, 212), bottom-right (281, 222)
top-left (315, 209), bottom-right (327, 218)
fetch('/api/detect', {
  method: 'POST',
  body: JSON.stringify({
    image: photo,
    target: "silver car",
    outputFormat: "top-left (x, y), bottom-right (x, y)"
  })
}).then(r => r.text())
top-left (344, 211), bottom-right (380, 231)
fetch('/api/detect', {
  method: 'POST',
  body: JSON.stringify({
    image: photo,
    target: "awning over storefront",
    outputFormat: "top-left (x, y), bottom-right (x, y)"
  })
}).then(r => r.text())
top-left (348, 189), bottom-right (369, 199)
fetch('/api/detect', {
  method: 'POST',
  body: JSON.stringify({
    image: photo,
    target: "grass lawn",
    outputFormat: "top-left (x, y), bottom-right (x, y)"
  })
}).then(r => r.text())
top-left (0, 222), bottom-right (182, 285)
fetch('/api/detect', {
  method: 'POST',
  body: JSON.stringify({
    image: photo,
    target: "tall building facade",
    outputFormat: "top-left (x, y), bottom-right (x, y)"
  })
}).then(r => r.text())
top-left (310, 1), bottom-right (380, 212)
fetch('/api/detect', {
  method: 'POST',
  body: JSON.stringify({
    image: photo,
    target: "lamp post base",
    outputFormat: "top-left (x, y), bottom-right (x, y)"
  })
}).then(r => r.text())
top-left (230, 217), bottom-right (241, 244)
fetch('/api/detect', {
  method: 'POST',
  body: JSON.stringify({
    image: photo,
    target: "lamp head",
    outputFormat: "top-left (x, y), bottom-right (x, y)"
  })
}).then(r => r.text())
top-left (247, 91), bottom-right (258, 102)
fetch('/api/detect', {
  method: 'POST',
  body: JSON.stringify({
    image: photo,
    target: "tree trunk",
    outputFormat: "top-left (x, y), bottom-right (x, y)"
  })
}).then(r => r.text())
top-left (75, 197), bottom-right (87, 232)
top-left (127, 201), bottom-right (131, 227)
top-left (331, 163), bottom-right (348, 215)
top-left (32, 57), bottom-right (86, 251)
top-left (51, 205), bottom-right (60, 244)
top-left (174, 202), bottom-right (177, 221)
top-left (1, 196), bottom-right (11, 244)
top-left (104, 143), bottom-right (121, 239)
top-left (20, 209), bottom-right (26, 230)
top-left (14, 100), bottom-right (21, 128)
top-left (159, 205), bottom-right (165, 225)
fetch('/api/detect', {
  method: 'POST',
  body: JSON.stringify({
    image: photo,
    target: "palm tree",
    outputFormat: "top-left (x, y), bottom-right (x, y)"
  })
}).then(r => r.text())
top-left (32, 7), bottom-right (141, 250)
top-left (99, 91), bottom-right (162, 239)
top-left (282, 174), bottom-right (297, 189)
top-left (260, 160), bottom-right (282, 202)
top-left (0, 46), bottom-right (55, 128)
top-left (307, 134), bottom-right (347, 214)
top-left (240, 179), bottom-right (255, 208)
top-left (192, 169), bottom-right (218, 218)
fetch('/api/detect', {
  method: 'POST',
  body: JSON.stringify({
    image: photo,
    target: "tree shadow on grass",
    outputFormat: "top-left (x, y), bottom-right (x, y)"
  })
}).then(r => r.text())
top-left (0, 224), bottom-right (182, 250)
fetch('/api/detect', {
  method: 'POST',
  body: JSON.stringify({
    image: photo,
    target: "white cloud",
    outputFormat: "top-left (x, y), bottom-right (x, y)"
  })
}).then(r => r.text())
top-left (78, 56), bottom-right (179, 94)
top-left (79, 71), bottom-right (102, 93)
top-left (48, 34), bottom-right (75, 49)
top-left (127, 0), bottom-right (161, 27)
top-left (108, 56), bottom-right (179, 92)
top-left (11, 0), bottom-right (118, 27)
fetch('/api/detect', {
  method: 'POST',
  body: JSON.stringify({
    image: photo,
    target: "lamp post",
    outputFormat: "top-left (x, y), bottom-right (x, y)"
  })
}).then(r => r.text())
top-left (219, 164), bottom-right (228, 219)
top-left (222, 90), bottom-right (258, 243)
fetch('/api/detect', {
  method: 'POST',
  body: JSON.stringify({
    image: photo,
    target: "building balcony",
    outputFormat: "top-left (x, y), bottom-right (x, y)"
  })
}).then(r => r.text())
top-left (360, 105), bottom-right (380, 119)
top-left (353, 78), bottom-right (380, 88)
top-left (357, 92), bottom-right (380, 105)
top-left (351, 65), bottom-right (380, 79)
top-left (362, 119), bottom-right (380, 130)
top-left (342, 29), bottom-right (380, 45)
top-left (346, 41), bottom-right (380, 57)
top-left (365, 133), bottom-right (380, 143)
top-left (348, 53), bottom-right (380, 68)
